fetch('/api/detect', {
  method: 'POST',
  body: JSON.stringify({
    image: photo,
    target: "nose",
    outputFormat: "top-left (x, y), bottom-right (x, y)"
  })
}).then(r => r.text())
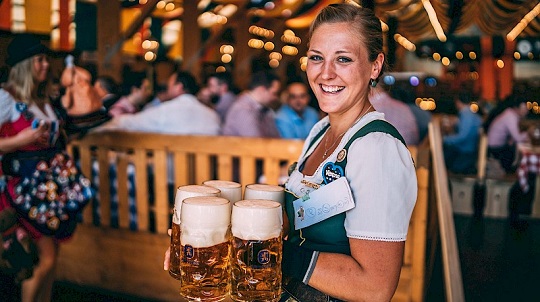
top-left (321, 61), bottom-right (336, 80)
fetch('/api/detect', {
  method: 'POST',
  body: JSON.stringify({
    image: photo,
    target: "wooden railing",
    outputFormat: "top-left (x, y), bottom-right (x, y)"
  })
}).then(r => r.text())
top-left (392, 138), bottom-right (430, 302)
top-left (68, 131), bottom-right (304, 234)
top-left (428, 119), bottom-right (466, 302)
top-left (55, 130), bottom-right (437, 301)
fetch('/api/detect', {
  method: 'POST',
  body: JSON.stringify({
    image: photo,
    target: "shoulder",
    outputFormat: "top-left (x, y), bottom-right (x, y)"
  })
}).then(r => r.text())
top-left (0, 88), bottom-right (16, 106)
top-left (275, 105), bottom-right (293, 117)
top-left (346, 113), bottom-right (410, 160)
top-left (0, 89), bottom-right (17, 124)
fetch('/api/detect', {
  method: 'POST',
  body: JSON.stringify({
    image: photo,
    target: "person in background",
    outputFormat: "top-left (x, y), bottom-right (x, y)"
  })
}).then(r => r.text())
top-left (196, 86), bottom-right (216, 108)
top-left (390, 84), bottom-right (431, 142)
top-left (107, 77), bottom-right (153, 117)
top-left (93, 75), bottom-right (120, 110)
top-left (275, 81), bottom-right (320, 139)
top-left (97, 70), bottom-right (220, 135)
top-left (1, 33), bottom-right (94, 302)
top-left (370, 84), bottom-right (420, 146)
top-left (206, 72), bottom-right (237, 122)
top-left (0, 89), bottom-right (42, 285)
top-left (222, 70), bottom-right (281, 138)
top-left (443, 93), bottom-right (484, 174)
top-left (485, 94), bottom-right (529, 174)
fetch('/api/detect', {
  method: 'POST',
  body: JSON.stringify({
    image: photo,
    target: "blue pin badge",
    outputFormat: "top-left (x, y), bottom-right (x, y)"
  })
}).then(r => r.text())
top-left (15, 102), bottom-right (27, 113)
top-left (322, 162), bottom-right (344, 184)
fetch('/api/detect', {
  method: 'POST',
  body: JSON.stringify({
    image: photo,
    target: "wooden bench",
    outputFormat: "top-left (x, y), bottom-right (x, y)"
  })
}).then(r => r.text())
top-left (55, 130), bottom-right (433, 301)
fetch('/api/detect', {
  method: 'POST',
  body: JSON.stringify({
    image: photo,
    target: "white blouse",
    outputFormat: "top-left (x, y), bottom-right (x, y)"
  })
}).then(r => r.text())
top-left (285, 112), bottom-right (417, 242)
top-left (0, 88), bottom-right (58, 124)
top-left (0, 89), bottom-right (17, 124)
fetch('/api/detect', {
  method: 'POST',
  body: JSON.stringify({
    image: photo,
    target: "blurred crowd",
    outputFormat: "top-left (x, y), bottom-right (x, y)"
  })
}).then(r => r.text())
top-left (0, 52), bottom-right (440, 148)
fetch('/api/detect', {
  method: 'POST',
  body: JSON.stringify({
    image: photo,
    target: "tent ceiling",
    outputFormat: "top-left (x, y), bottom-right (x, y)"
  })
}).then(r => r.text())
top-left (203, 0), bottom-right (540, 42)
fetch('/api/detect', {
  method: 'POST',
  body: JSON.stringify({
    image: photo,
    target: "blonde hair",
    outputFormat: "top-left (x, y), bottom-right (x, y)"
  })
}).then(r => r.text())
top-left (6, 56), bottom-right (49, 105)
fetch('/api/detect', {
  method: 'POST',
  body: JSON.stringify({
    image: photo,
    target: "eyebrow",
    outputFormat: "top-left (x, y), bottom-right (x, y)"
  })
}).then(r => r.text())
top-left (307, 49), bottom-right (353, 55)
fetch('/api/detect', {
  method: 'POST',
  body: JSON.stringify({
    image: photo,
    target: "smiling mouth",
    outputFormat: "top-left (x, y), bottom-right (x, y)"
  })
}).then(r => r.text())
top-left (320, 84), bottom-right (344, 93)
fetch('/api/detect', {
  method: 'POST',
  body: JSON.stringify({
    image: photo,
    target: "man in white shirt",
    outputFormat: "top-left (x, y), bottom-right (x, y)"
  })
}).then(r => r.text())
top-left (98, 71), bottom-right (221, 135)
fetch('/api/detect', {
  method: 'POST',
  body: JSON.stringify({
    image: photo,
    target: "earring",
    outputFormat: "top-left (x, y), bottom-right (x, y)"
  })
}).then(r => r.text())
top-left (369, 79), bottom-right (377, 87)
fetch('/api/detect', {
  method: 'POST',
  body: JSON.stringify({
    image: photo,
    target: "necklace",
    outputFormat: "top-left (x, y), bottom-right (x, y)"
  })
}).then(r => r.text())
top-left (322, 104), bottom-right (373, 159)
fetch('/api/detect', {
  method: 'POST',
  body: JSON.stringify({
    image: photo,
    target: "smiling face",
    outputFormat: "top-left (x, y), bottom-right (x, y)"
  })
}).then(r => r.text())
top-left (306, 22), bottom-right (383, 116)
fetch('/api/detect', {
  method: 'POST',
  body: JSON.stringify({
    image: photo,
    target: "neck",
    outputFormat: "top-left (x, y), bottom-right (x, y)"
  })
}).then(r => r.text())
top-left (328, 102), bottom-right (373, 136)
top-left (247, 91), bottom-right (261, 104)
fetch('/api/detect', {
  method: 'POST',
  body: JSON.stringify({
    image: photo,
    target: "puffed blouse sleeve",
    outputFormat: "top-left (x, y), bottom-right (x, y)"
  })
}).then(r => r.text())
top-left (0, 89), bottom-right (16, 125)
top-left (344, 132), bottom-right (417, 242)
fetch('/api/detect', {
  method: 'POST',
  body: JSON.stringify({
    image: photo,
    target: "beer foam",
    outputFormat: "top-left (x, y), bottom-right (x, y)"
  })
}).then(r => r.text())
top-left (173, 185), bottom-right (221, 224)
top-left (203, 180), bottom-right (242, 203)
top-left (232, 199), bottom-right (282, 241)
top-left (244, 184), bottom-right (285, 206)
top-left (180, 196), bottom-right (231, 248)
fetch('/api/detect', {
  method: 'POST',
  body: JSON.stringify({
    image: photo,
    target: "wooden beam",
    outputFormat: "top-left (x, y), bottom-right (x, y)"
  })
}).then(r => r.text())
top-left (102, 0), bottom-right (160, 68)
top-left (96, 0), bottom-right (121, 80)
top-left (183, 1), bottom-right (249, 84)
top-left (181, 0), bottom-right (201, 80)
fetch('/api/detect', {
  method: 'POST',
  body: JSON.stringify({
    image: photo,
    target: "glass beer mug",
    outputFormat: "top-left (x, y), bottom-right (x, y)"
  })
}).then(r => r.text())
top-left (203, 180), bottom-right (242, 204)
top-left (169, 185), bottom-right (221, 280)
top-left (231, 199), bottom-right (283, 302)
top-left (243, 184), bottom-right (285, 206)
top-left (179, 196), bottom-right (231, 302)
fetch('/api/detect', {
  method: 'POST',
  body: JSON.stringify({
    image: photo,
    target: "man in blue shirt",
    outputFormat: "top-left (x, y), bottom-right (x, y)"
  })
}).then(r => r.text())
top-left (443, 93), bottom-right (483, 174)
top-left (275, 81), bottom-right (320, 139)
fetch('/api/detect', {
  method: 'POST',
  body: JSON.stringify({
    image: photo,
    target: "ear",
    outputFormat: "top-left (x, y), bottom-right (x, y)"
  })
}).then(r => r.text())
top-left (176, 82), bottom-right (185, 94)
top-left (370, 53), bottom-right (385, 79)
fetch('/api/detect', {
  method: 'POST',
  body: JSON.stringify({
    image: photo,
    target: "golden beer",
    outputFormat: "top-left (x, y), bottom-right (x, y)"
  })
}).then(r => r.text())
top-left (169, 185), bottom-right (221, 280)
top-left (180, 196), bottom-right (231, 302)
top-left (180, 241), bottom-right (231, 302)
top-left (169, 222), bottom-right (182, 279)
top-left (231, 237), bottom-right (282, 302)
top-left (231, 200), bottom-right (283, 302)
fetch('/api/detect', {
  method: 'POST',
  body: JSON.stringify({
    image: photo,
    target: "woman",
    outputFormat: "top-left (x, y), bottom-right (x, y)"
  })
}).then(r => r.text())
top-left (280, 3), bottom-right (416, 301)
top-left (162, 3), bottom-right (416, 301)
top-left (484, 94), bottom-right (529, 173)
top-left (1, 34), bottom-right (92, 302)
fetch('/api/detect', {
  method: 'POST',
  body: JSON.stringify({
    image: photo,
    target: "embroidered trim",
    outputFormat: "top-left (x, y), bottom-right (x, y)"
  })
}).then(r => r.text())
top-left (349, 235), bottom-right (406, 242)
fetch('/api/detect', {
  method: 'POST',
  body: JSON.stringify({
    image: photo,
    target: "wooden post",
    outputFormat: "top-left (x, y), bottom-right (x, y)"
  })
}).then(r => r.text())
top-left (499, 39), bottom-right (515, 100)
top-left (181, 0), bottom-right (201, 81)
top-left (96, 0), bottom-right (122, 81)
top-left (479, 36), bottom-right (496, 101)
top-left (58, 0), bottom-right (70, 51)
top-left (233, 6), bottom-right (252, 90)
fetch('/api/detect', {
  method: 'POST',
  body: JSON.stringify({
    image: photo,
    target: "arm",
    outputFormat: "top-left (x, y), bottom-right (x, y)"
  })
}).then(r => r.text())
top-left (108, 96), bottom-right (139, 117)
top-left (0, 124), bottom-right (48, 153)
top-left (307, 133), bottom-right (416, 301)
top-left (443, 110), bottom-right (476, 145)
top-left (309, 240), bottom-right (404, 301)
top-left (507, 111), bottom-right (529, 144)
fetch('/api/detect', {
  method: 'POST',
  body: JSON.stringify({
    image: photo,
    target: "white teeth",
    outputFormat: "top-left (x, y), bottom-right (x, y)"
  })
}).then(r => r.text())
top-left (320, 85), bottom-right (344, 93)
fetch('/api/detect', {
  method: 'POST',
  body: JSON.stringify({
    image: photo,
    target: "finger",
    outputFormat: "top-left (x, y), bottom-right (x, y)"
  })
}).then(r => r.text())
top-left (15, 228), bottom-right (32, 254)
top-left (163, 247), bottom-right (171, 270)
top-left (167, 228), bottom-right (172, 236)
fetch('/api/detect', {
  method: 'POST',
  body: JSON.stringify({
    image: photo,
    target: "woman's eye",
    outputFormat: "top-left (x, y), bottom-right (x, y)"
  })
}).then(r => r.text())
top-left (337, 57), bottom-right (352, 63)
top-left (308, 55), bottom-right (322, 61)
